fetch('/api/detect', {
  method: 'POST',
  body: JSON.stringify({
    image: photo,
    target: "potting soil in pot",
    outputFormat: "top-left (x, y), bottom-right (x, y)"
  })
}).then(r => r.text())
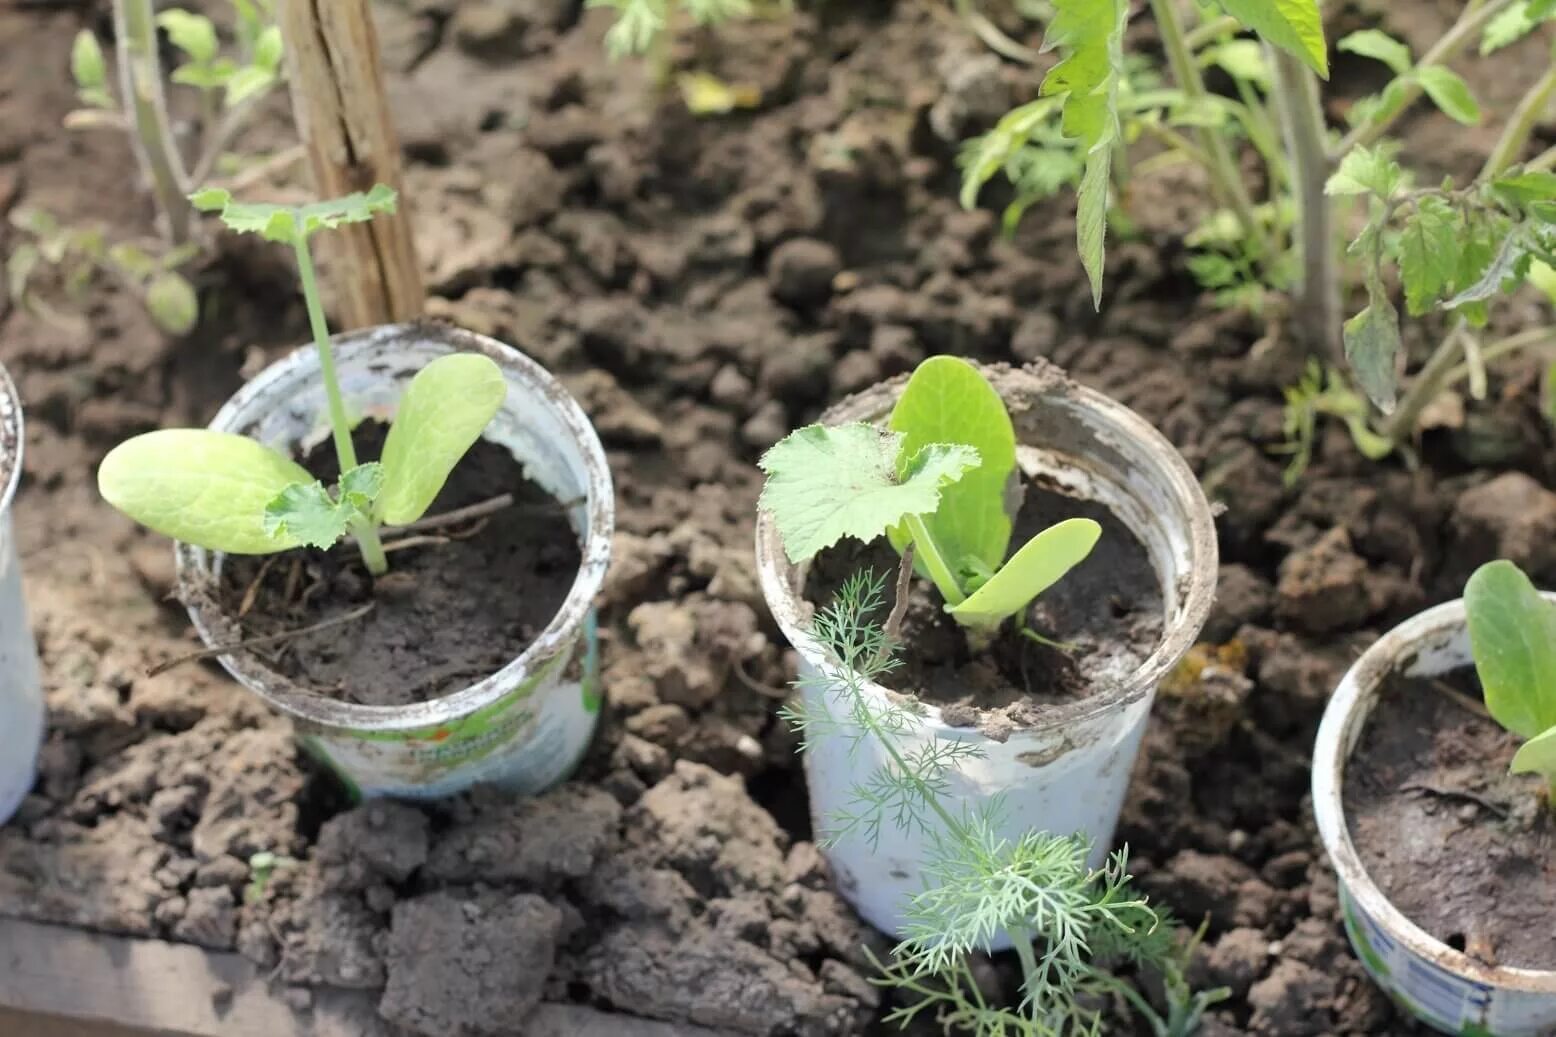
top-left (805, 483), bottom-right (1164, 730)
top-left (216, 422), bottom-right (582, 707)
top-left (1343, 667), bottom-right (1556, 971)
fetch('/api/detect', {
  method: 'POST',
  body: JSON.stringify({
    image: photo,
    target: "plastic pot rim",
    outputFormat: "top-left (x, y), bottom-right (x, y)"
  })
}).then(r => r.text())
top-left (755, 360), bottom-right (1218, 736)
top-left (1313, 594), bottom-right (1556, 994)
top-left (0, 362), bottom-right (22, 518)
top-left (174, 321), bottom-right (614, 732)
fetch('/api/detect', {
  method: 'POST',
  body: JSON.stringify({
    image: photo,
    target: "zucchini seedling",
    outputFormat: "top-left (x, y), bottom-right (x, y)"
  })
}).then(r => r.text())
top-left (1465, 559), bottom-right (1556, 801)
top-left (759, 356), bottom-right (1100, 644)
top-left (97, 185), bottom-right (505, 577)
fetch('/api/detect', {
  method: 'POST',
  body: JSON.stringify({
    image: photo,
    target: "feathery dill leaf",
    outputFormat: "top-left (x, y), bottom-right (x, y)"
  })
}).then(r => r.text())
top-left (789, 571), bottom-right (1224, 1034)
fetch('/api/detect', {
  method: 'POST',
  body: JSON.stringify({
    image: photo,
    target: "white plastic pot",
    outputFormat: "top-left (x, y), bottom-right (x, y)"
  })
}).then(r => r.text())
top-left (0, 362), bottom-right (44, 825)
top-left (176, 323), bottom-right (614, 800)
top-left (755, 361), bottom-right (1218, 939)
top-left (1314, 597), bottom-right (1556, 1036)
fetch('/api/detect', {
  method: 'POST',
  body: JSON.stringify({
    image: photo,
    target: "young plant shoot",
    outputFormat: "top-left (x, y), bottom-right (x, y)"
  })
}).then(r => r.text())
top-left (1465, 559), bottom-right (1556, 801)
top-left (787, 571), bottom-right (1227, 1034)
top-left (759, 356), bottom-right (1101, 646)
top-left (97, 186), bottom-right (506, 578)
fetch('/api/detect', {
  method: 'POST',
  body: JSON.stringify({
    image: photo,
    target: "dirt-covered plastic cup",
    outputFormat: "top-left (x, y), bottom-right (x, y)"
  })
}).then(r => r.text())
top-left (176, 322), bottom-right (613, 800)
top-left (0, 362), bottom-right (44, 824)
top-left (755, 361), bottom-right (1218, 940)
top-left (1314, 597), bottom-right (1556, 1037)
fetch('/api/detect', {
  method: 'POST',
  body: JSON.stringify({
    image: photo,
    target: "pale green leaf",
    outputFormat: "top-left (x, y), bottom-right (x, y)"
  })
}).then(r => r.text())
top-left (224, 65), bottom-right (277, 108)
top-left (1511, 724), bottom-right (1556, 784)
top-left (1491, 170), bottom-right (1556, 206)
top-left (1414, 66), bottom-right (1481, 125)
top-left (758, 423), bottom-right (980, 564)
top-left (1040, 0), bottom-right (1127, 307)
top-left (1398, 195), bottom-right (1457, 315)
top-left (1336, 29), bottom-right (1411, 75)
top-left (253, 25), bottom-right (284, 71)
top-left (339, 463), bottom-right (384, 511)
top-left (263, 481), bottom-right (354, 549)
top-left (98, 429), bottom-right (312, 553)
top-left (1446, 227), bottom-right (1530, 309)
top-left (589, 0), bottom-right (668, 57)
top-left (1466, 560), bottom-right (1556, 740)
top-left (1343, 294), bottom-right (1400, 413)
top-left (146, 272), bottom-right (199, 335)
top-left (1481, 0), bottom-right (1551, 55)
top-left (172, 60), bottom-right (237, 91)
top-left (262, 464), bottom-right (382, 550)
top-left (1530, 257), bottom-right (1556, 306)
top-left (1325, 145), bottom-right (1403, 198)
top-left (7, 244), bottom-right (39, 303)
top-left (71, 30), bottom-right (107, 92)
top-left (108, 242), bottom-right (158, 281)
top-left (886, 357), bottom-right (1016, 580)
top-left (1450, 209), bottom-right (1509, 324)
top-left (1215, 0), bottom-right (1328, 77)
top-left (945, 518), bottom-right (1102, 629)
top-left (377, 354), bottom-right (507, 525)
top-left (1204, 39), bottom-right (1269, 85)
top-left (190, 185), bottom-right (397, 242)
top-left (156, 10), bottom-right (219, 65)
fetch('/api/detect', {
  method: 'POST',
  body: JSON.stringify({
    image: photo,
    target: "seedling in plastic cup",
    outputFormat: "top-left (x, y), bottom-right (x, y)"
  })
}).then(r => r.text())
top-left (758, 356), bottom-right (1100, 644)
top-left (97, 186), bottom-right (505, 577)
top-left (1465, 559), bottom-right (1556, 803)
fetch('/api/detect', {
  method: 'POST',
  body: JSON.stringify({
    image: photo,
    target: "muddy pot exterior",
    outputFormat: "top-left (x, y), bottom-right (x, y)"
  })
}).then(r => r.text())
top-left (0, 364), bottom-right (43, 824)
top-left (755, 361), bottom-right (1218, 940)
top-left (176, 323), bottom-right (614, 800)
top-left (1314, 598), bottom-right (1556, 1036)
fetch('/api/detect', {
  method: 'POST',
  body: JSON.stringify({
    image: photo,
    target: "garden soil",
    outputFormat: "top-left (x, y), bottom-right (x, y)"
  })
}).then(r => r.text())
top-left (2, 1), bottom-right (1555, 1034)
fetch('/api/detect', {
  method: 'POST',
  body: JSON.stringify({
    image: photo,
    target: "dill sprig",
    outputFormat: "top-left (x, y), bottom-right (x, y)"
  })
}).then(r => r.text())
top-left (786, 569), bottom-right (1229, 1035)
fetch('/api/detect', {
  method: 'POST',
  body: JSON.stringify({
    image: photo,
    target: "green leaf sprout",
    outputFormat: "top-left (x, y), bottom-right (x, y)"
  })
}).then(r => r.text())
top-left (97, 187), bottom-right (507, 578)
top-left (759, 357), bottom-right (1101, 640)
top-left (1465, 560), bottom-right (1556, 801)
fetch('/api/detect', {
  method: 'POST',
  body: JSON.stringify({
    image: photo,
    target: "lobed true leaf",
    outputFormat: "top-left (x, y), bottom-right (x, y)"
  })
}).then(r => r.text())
top-left (758, 423), bottom-right (980, 564)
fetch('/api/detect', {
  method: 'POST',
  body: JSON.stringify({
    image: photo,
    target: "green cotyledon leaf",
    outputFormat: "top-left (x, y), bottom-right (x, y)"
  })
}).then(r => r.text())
top-left (1511, 724), bottom-right (1556, 786)
top-left (758, 422), bottom-right (980, 564)
top-left (98, 429), bottom-right (313, 554)
top-left (887, 356), bottom-right (1016, 585)
top-left (946, 517), bottom-right (1101, 629)
top-left (1465, 560), bottom-right (1556, 740)
top-left (377, 353), bottom-right (507, 525)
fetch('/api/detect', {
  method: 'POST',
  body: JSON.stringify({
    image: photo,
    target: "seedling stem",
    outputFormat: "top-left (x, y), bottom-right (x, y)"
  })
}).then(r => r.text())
top-left (291, 230), bottom-right (388, 575)
top-left (904, 513), bottom-right (965, 606)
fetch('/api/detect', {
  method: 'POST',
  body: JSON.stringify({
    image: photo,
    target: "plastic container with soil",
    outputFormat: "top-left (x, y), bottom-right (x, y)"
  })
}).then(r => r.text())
top-left (1315, 597), bottom-right (1556, 1036)
top-left (755, 361), bottom-right (1217, 939)
top-left (176, 322), bottom-right (613, 800)
top-left (0, 362), bottom-right (43, 824)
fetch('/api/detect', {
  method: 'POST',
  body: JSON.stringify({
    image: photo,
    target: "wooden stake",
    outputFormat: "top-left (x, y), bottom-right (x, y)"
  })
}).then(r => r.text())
top-left (280, 0), bottom-right (424, 328)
